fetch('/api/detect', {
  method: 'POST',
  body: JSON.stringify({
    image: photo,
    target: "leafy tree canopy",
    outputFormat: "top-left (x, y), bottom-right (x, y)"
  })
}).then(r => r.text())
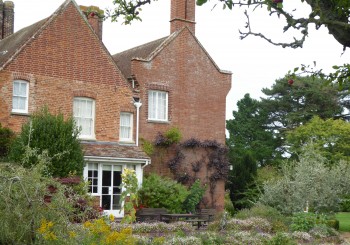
top-left (227, 93), bottom-right (281, 166)
top-left (260, 76), bottom-right (346, 155)
top-left (260, 145), bottom-right (350, 214)
top-left (287, 116), bottom-right (350, 163)
top-left (261, 76), bottom-right (345, 130)
top-left (9, 107), bottom-right (84, 177)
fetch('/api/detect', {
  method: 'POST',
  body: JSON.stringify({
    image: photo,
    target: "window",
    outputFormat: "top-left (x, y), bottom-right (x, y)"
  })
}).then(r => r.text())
top-left (87, 163), bottom-right (99, 194)
top-left (12, 80), bottom-right (29, 113)
top-left (119, 112), bottom-right (133, 142)
top-left (73, 97), bottom-right (95, 139)
top-left (148, 90), bottom-right (168, 121)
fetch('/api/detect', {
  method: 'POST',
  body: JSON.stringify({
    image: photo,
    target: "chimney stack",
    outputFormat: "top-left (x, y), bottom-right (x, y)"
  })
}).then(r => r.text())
top-left (80, 5), bottom-right (104, 40)
top-left (170, 0), bottom-right (196, 34)
top-left (0, 1), bottom-right (14, 40)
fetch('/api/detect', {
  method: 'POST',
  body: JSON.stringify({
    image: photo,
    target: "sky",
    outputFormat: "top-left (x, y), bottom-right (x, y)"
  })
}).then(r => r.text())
top-left (11, 0), bottom-right (350, 119)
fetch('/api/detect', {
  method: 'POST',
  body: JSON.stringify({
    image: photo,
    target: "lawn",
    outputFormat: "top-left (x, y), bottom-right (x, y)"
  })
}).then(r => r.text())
top-left (336, 212), bottom-right (350, 232)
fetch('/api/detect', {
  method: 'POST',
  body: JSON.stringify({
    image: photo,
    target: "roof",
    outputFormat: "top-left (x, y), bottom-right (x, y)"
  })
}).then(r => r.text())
top-left (0, 18), bottom-right (47, 67)
top-left (112, 36), bottom-right (169, 78)
top-left (112, 28), bottom-right (231, 78)
top-left (82, 141), bottom-right (150, 160)
top-left (0, 0), bottom-right (122, 77)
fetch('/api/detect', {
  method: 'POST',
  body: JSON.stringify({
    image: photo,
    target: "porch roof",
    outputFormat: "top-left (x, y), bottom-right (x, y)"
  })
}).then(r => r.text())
top-left (82, 141), bottom-right (150, 160)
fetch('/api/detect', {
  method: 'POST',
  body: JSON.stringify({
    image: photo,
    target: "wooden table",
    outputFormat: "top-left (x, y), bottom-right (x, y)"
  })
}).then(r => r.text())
top-left (160, 214), bottom-right (206, 229)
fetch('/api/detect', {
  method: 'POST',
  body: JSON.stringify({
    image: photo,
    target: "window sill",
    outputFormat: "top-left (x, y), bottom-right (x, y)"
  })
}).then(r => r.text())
top-left (119, 141), bottom-right (136, 145)
top-left (79, 137), bottom-right (96, 141)
top-left (147, 119), bottom-right (170, 124)
top-left (11, 111), bottom-right (30, 116)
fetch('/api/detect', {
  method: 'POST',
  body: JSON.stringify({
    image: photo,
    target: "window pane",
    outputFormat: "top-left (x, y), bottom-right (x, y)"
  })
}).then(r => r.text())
top-left (148, 90), bottom-right (168, 120)
top-left (19, 83), bottom-right (27, 96)
top-left (18, 98), bottom-right (26, 110)
top-left (73, 98), bottom-right (94, 138)
top-left (12, 97), bottom-right (18, 110)
top-left (120, 113), bottom-right (132, 140)
top-left (12, 81), bottom-right (28, 112)
top-left (13, 82), bottom-right (19, 95)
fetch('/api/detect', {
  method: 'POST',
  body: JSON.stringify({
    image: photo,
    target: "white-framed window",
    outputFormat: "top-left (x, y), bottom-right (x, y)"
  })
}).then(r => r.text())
top-left (12, 80), bottom-right (29, 113)
top-left (148, 90), bottom-right (168, 121)
top-left (73, 97), bottom-right (95, 139)
top-left (119, 112), bottom-right (133, 142)
top-left (87, 163), bottom-right (99, 194)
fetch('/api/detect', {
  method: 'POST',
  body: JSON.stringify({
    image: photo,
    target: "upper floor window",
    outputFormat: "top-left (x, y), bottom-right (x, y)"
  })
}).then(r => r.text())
top-left (12, 80), bottom-right (29, 113)
top-left (120, 112), bottom-right (133, 142)
top-left (73, 97), bottom-right (95, 139)
top-left (148, 90), bottom-right (168, 121)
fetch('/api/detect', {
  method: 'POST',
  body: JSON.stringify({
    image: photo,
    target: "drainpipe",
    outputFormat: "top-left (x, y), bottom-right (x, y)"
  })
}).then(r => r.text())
top-left (133, 100), bottom-right (142, 146)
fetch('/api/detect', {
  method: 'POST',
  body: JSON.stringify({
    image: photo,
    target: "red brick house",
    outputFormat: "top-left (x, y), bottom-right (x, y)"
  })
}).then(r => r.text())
top-left (0, 0), bottom-right (231, 215)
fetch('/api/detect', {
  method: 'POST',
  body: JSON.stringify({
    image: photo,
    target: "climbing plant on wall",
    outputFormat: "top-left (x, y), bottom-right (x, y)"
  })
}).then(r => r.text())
top-left (147, 127), bottom-right (229, 207)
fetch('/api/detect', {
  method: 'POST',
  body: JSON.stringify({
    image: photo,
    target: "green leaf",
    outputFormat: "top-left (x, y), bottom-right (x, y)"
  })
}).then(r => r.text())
top-left (196, 0), bottom-right (207, 6)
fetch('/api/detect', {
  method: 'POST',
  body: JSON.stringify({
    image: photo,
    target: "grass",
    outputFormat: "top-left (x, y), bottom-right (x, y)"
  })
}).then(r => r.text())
top-left (336, 212), bottom-right (350, 232)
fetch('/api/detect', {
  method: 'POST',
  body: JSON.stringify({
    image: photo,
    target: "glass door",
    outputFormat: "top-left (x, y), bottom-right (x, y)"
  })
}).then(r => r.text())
top-left (101, 165), bottom-right (122, 216)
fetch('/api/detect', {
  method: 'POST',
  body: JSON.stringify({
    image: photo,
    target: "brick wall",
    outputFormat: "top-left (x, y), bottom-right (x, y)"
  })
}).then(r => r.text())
top-left (133, 28), bottom-right (231, 210)
top-left (0, 2), bottom-right (134, 142)
top-left (135, 29), bottom-right (231, 144)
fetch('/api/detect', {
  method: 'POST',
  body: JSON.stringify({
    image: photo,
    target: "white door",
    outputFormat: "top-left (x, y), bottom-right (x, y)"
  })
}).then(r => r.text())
top-left (101, 164), bottom-right (123, 217)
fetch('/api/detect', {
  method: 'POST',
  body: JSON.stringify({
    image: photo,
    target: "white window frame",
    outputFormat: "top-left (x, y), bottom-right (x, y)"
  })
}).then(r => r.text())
top-left (73, 97), bottom-right (96, 139)
top-left (119, 112), bottom-right (133, 142)
top-left (12, 80), bottom-right (29, 113)
top-left (148, 90), bottom-right (168, 121)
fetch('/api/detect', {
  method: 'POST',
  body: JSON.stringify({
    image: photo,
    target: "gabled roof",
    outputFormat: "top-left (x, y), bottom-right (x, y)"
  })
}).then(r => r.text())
top-left (0, 0), bottom-right (122, 77)
top-left (112, 36), bottom-right (169, 79)
top-left (112, 27), bottom-right (231, 79)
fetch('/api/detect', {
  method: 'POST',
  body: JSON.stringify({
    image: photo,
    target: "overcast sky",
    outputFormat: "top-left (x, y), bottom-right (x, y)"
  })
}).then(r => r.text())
top-left (11, 0), bottom-right (350, 119)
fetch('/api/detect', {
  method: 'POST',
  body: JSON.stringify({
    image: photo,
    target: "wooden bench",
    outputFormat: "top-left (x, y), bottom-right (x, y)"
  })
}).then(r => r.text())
top-left (197, 208), bottom-right (216, 225)
top-left (136, 208), bottom-right (168, 222)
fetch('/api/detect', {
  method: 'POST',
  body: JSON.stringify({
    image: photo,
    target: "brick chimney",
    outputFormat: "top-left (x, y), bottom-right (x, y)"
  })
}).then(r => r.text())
top-left (0, 0), bottom-right (14, 40)
top-left (80, 5), bottom-right (104, 40)
top-left (170, 0), bottom-right (196, 34)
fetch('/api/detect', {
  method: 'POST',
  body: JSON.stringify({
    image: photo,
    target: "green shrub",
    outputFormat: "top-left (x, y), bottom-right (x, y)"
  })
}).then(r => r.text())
top-left (290, 212), bottom-right (328, 232)
top-left (265, 232), bottom-right (296, 245)
top-left (9, 107), bottom-right (84, 177)
top-left (183, 179), bottom-right (206, 213)
top-left (0, 123), bottom-right (15, 159)
top-left (326, 219), bottom-right (340, 230)
top-left (138, 174), bottom-right (189, 213)
top-left (235, 204), bottom-right (283, 220)
top-left (235, 204), bottom-right (289, 232)
top-left (140, 138), bottom-right (154, 156)
top-left (339, 195), bottom-right (350, 212)
top-left (164, 127), bottom-right (182, 144)
top-left (0, 161), bottom-right (85, 244)
top-left (260, 146), bottom-right (350, 214)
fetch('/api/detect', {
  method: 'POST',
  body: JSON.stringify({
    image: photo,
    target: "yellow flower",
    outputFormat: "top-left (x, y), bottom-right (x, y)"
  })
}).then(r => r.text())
top-left (43, 231), bottom-right (57, 241)
top-left (109, 214), bottom-right (115, 222)
top-left (37, 219), bottom-right (57, 241)
top-left (69, 231), bottom-right (77, 238)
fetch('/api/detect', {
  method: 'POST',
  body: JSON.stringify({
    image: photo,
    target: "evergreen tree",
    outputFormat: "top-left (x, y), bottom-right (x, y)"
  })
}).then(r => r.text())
top-left (9, 107), bottom-right (84, 177)
top-left (227, 93), bottom-right (281, 167)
